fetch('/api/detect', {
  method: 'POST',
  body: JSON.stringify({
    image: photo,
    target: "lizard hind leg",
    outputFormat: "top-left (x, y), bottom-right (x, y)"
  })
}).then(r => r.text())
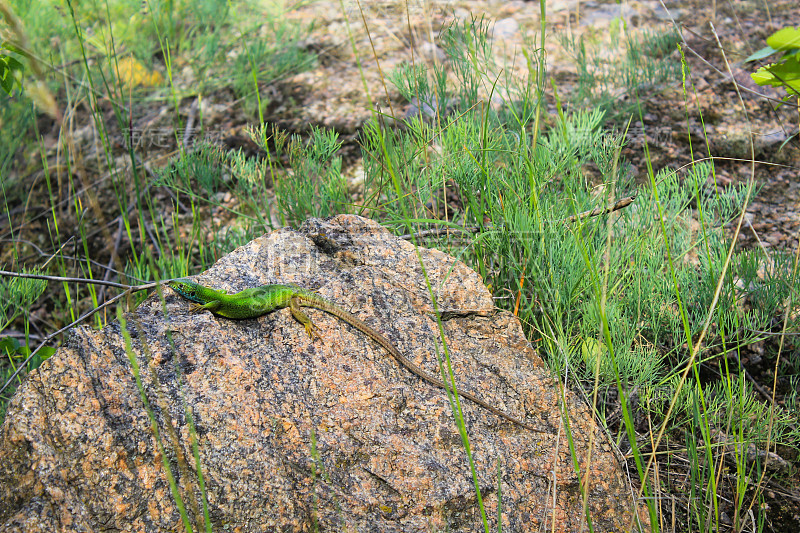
top-left (289, 296), bottom-right (321, 340)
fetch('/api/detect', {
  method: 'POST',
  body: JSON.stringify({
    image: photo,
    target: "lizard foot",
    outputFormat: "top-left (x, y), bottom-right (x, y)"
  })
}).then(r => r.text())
top-left (304, 323), bottom-right (322, 340)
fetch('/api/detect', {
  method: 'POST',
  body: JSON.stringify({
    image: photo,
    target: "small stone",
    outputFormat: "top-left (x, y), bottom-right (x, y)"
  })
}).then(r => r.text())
top-left (653, 4), bottom-right (681, 21)
top-left (493, 18), bottom-right (520, 40)
top-left (549, 0), bottom-right (582, 12)
top-left (498, 0), bottom-right (525, 16)
top-left (453, 7), bottom-right (470, 19)
top-left (418, 41), bottom-right (446, 62)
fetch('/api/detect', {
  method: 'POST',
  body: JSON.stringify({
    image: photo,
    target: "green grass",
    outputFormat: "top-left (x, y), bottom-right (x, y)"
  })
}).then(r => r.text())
top-left (1, 1), bottom-right (798, 532)
top-left (556, 23), bottom-right (683, 121)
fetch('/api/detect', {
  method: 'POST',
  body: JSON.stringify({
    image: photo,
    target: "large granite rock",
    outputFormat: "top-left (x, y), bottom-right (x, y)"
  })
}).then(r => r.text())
top-left (0, 215), bottom-right (647, 532)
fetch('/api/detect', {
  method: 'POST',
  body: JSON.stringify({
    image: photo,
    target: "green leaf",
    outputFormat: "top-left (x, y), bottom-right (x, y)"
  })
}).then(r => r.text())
top-left (0, 54), bottom-right (23, 95)
top-left (751, 70), bottom-right (771, 87)
top-left (0, 79), bottom-right (12, 95)
top-left (0, 66), bottom-right (12, 94)
top-left (751, 55), bottom-right (800, 94)
top-left (0, 42), bottom-right (26, 57)
top-left (745, 45), bottom-right (778, 62)
top-left (766, 26), bottom-right (800, 51)
top-left (37, 346), bottom-right (56, 360)
top-left (26, 346), bottom-right (55, 372)
top-left (0, 337), bottom-right (19, 356)
top-left (4, 55), bottom-right (23, 73)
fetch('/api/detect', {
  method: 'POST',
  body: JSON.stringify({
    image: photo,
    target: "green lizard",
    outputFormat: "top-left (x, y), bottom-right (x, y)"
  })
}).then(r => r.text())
top-left (168, 279), bottom-right (546, 433)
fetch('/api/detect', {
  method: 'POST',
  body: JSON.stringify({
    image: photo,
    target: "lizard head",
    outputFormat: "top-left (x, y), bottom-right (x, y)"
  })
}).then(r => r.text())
top-left (168, 279), bottom-right (202, 303)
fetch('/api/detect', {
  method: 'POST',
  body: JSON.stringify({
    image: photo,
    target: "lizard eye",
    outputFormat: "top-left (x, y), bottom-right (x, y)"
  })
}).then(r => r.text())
top-left (172, 280), bottom-right (195, 297)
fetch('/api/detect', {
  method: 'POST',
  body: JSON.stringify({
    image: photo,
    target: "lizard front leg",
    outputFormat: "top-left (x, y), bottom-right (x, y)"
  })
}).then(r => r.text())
top-left (191, 300), bottom-right (222, 314)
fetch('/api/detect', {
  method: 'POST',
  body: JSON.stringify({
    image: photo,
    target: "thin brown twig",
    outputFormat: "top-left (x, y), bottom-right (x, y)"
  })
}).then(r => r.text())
top-left (0, 286), bottom-right (142, 397)
top-left (0, 267), bottom-right (169, 392)
top-left (182, 97), bottom-right (200, 149)
top-left (3, 242), bottom-right (134, 281)
top-left (742, 368), bottom-right (799, 432)
top-left (562, 195), bottom-right (636, 223)
top-left (0, 269), bottom-right (143, 290)
top-left (742, 327), bottom-right (800, 337)
top-left (679, 37), bottom-right (799, 109)
top-left (398, 196), bottom-right (637, 240)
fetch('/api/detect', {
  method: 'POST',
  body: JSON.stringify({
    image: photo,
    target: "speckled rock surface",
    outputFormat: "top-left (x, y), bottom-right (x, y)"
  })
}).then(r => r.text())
top-left (0, 215), bottom-right (646, 532)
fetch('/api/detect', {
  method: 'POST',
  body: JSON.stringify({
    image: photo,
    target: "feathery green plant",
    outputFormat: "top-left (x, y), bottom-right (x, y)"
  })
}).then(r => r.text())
top-left (272, 126), bottom-right (349, 225)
